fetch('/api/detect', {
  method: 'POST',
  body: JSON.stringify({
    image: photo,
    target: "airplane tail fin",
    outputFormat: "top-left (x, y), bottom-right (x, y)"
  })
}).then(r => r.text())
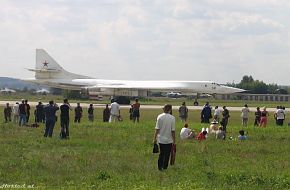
top-left (28, 49), bottom-right (91, 79)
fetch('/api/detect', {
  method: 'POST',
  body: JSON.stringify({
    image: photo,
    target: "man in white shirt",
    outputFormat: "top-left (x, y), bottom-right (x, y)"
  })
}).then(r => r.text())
top-left (276, 106), bottom-right (285, 126)
top-left (153, 104), bottom-right (176, 171)
top-left (12, 102), bottom-right (19, 124)
top-left (214, 106), bottom-right (221, 122)
top-left (109, 99), bottom-right (120, 122)
top-left (241, 104), bottom-right (250, 127)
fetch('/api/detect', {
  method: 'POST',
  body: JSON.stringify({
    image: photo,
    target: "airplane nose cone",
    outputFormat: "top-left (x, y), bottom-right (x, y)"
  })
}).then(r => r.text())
top-left (220, 86), bottom-right (245, 94)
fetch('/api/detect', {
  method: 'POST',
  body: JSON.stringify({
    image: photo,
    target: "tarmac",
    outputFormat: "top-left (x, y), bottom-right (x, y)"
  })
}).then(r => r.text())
top-left (0, 101), bottom-right (286, 112)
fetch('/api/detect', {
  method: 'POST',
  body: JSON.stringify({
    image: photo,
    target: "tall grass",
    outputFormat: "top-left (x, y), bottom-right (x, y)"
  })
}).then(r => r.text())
top-left (0, 107), bottom-right (290, 189)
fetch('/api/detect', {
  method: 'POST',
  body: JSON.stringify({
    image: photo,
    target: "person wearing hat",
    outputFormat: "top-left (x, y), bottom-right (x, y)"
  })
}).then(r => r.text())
top-left (153, 104), bottom-right (176, 171)
top-left (209, 120), bottom-right (219, 133)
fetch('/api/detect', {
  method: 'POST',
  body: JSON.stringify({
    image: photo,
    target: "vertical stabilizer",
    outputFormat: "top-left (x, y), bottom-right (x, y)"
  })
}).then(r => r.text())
top-left (36, 49), bottom-right (65, 72)
top-left (33, 49), bottom-right (91, 79)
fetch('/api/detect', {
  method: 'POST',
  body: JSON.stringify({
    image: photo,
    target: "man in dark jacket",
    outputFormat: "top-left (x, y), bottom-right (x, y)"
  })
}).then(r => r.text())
top-left (44, 100), bottom-right (59, 137)
top-left (35, 102), bottom-right (45, 123)
top-left (74, 103), bottom-right (83, 123)
top-left (4, 103), bottom-right (12, 123)
top-left (60, 99), bottom-right (71, 139)
top-left (201, 102), bottom-right (212, 123)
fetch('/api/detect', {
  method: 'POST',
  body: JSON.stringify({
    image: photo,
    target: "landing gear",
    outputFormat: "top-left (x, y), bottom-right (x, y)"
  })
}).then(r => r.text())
top-left (193, 93), bottom-right (199, 106)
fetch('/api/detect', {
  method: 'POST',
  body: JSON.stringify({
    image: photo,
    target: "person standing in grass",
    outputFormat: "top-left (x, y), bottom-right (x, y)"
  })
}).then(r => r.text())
top-left (201, 102), bottom-right (212, 123)
top-left (132, 98), bottom-right (141, 123)
top-left (222, 106), bottom-right (230, 132)
top-left (18, 99), bottom-right (27, 126)
top-left (214, 106), bottom-right (221, 122)
top-left (74, 103), bottom-right (83, 123)
top-left (254, 107), bottom-right (261, 126)
top-left (4, 103), bottom-right (12, 123)
top-left (88, 104), bottom-right (94, 122)
top-left (153, 104), bottom-right (176, 171)
top-left (60, 99), bottom-right (71, 139)
top-left (109, 99), bottom-right (120, 123)
top-left (24, 99), bottom-right (31, 123)
top-left (103, 104), bottom-right (110, 122)
top-left (259, 107), bottom-right (269, 128)
top-left (12, 102), bottom-right (19, 124)
top-left (44, 100), bottom-right (59, 137)
top-left (241, 104), bottom-right (250, 127)
top-left (275, 106), bottom-right (285, 126)
top-left (178, 102), bottom-right (188, 122)
top-left (35, 102), bottom-right (45, 123)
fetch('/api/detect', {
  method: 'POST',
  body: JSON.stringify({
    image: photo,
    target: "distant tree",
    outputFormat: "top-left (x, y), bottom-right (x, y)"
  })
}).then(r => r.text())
top-left (233, 75), bottom-right (286, 94)
top-left (268, 84), bottom-right (279, 94)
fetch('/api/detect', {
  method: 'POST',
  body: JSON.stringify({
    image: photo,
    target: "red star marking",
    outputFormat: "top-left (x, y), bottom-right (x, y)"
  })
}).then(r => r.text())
top-left (43, 61), bottom-right (49, 67)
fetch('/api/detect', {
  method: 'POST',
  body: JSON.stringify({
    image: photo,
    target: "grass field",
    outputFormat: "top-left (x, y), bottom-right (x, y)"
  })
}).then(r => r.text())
top-left (1, 106), bottom-right (290, 189)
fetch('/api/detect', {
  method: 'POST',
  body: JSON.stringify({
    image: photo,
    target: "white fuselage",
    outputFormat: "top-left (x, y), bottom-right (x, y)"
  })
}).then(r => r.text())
top-left (25, 78), bottom-right (244, 95)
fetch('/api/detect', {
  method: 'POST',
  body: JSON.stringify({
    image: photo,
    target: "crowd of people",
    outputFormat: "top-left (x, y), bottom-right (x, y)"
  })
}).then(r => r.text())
top-left (2, 98), bottom-right (142, 139)
top-left (2, 98), bottom-right (286, 171)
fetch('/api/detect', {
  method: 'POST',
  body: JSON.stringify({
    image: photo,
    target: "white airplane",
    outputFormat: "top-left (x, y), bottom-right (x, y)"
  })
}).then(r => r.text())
top-left (0, 87), bottom-right (16, 94)
top-left (166, 92), bottom-right (182, 98)
top-left (24, 49), bottom-right (245, 98)
top-left (34, 88), bottom-right (50, 94)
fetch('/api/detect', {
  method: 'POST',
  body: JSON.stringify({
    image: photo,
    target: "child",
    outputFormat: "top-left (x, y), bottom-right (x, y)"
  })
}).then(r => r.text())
top-left (238, 130), bottom-right (247, 140)
top-left (196, 130), bottom-right (207, 141)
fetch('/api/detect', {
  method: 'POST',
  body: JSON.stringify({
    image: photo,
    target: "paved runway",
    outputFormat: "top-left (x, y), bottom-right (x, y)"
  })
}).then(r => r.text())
top-left (0, 101), bottom-right (285, 112)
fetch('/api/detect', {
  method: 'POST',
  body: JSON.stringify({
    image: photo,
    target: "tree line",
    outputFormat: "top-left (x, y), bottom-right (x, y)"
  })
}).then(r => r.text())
top-left (227, 75), bottom-right (288, 94)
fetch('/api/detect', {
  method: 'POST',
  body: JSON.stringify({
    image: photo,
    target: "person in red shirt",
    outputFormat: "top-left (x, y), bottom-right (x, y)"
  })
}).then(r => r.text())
top-left (196, 131), bottom-right (207, 141)
top-left (132, 98), bottom-right (141, 123)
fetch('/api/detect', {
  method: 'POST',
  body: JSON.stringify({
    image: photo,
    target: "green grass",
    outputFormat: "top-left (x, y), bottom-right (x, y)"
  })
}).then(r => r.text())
top-left (1, 107), bottom-right (290, 189)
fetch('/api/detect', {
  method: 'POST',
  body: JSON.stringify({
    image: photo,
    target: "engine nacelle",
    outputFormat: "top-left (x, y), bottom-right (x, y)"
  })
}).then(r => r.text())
top-left (82, 87), bottom-right (148, 97)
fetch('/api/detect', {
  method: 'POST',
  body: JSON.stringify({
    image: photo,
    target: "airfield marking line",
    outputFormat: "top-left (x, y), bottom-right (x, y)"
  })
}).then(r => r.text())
top-left (0, 101), bottom-right (286, 112)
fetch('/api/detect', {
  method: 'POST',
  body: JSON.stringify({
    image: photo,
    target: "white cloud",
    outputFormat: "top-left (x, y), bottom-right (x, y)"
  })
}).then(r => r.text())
top-left (0, 0), bottom-right (290, 85)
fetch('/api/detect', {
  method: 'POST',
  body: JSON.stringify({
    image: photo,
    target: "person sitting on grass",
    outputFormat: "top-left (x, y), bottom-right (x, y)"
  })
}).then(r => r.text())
top-left (180, 123), bottom-right (195, 140)
top-left (216, 127), bottom-right (226, 140)
top-left (238, 130), bottom-right (247, 140)
top-left (209, 119), bottom-right (219, 134)
top-left (196, 130), bottom-right (207, 141)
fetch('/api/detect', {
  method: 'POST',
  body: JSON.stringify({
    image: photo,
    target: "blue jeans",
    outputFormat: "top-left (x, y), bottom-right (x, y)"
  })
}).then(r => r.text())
top-left (19, 114), bottom-right (27, 126)
top-left (44, 119), bottom-right (56, 137)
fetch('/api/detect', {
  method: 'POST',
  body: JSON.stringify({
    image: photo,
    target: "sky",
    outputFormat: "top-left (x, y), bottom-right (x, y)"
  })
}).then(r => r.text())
top-left (0, 0), bottom-right (290, 85)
